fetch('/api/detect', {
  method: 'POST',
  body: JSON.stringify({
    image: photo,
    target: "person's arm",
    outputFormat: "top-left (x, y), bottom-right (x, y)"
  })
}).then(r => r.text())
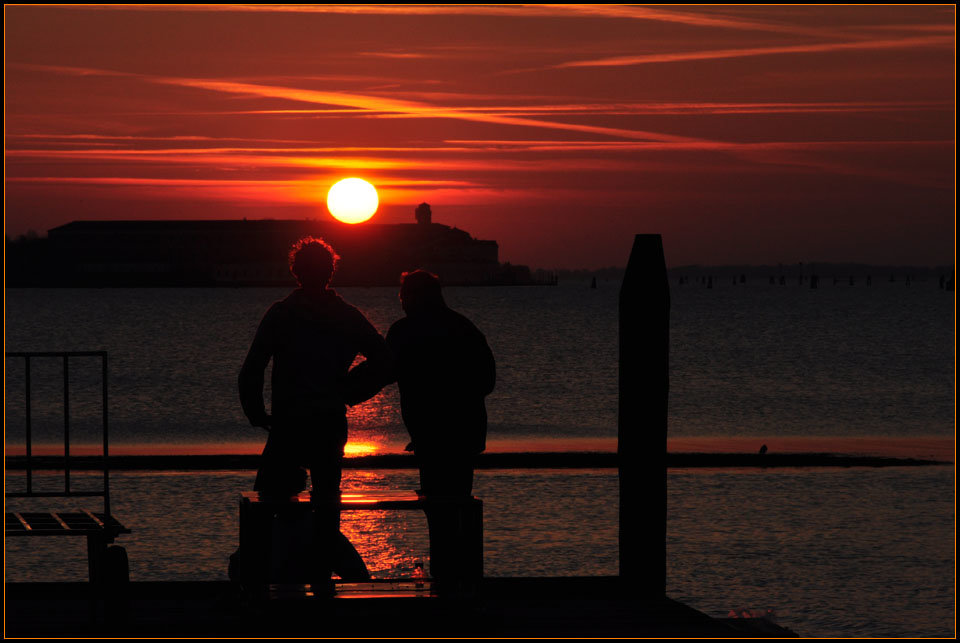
top-left (340, 311), bottom-right (396, 406)
top-left (238, 305), bottom-right (276, 427)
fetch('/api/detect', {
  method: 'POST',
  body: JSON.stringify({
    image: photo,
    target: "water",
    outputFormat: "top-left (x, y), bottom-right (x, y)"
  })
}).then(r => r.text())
top-left (4, 281), bottom-right (954, 451)
top-left (5, 466), bottom-right (953, 637)
top-left (4, 281), bottom-right (956, 636)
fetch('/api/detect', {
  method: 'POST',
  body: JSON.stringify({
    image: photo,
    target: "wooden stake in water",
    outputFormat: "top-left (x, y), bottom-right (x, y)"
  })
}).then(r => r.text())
top-left (619, 234), bottom-right (669, 597)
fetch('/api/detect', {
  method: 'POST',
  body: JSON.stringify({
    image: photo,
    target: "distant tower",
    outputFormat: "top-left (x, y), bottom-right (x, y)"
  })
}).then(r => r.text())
top-left (415, 202), bottom-right (432, 225)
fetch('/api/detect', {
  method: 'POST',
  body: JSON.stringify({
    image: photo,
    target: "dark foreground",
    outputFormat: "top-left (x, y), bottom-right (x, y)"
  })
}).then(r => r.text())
top-left (5, 578), bottom-right (797, 637)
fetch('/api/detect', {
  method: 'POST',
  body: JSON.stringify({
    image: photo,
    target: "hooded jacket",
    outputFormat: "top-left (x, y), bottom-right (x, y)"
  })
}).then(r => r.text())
top-left (239, 288), bottom-right (393, 436)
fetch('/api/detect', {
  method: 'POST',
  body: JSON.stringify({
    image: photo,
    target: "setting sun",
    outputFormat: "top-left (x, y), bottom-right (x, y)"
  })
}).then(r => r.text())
top-left (327, 178), bottom-right (379, 224)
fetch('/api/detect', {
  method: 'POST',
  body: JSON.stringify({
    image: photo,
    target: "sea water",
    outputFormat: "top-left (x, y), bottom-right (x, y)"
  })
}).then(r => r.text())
top-left (4, 280), bottom-right (955, 636)
top-left (4, 466), bottom-right (953, 637)
top-left (4, 280), bottom-right (953, 450)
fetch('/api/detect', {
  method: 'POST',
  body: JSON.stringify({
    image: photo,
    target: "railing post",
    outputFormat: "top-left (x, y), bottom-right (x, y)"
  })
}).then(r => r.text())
top-left (25, 355), bottom-right (33, 494)
top-left (102, 353), bottom-right (110, 519)
top-left (63, 354), bottom-right (71, 494)
top-left (618, 234), bottom-right (670, 596)
top-left (7, 351), bottom-right (113, 518)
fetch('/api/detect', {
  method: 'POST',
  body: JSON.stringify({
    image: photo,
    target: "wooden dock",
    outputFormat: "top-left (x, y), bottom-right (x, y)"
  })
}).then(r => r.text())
top-left (4, 237), bottom-right (804, 638)
top-left (5, 578), bottom-right (797, 637)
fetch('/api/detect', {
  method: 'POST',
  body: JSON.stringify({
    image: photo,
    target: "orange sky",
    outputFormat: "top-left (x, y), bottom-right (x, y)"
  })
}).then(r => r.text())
top-left (4, 5), bottom-right (955, 268)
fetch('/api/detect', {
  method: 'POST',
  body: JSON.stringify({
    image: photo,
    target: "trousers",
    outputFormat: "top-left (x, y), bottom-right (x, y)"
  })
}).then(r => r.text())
top-left (252, 414), bottom-right (368, 582)
top-left (417, 453), bottom-right (476, 582)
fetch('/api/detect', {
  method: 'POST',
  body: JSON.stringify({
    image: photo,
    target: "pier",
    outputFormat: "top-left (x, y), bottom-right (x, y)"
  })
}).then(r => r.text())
top-left (4, 234), bottom-right (807, 637)
top-left (6, 578), bottom-right (795, 637)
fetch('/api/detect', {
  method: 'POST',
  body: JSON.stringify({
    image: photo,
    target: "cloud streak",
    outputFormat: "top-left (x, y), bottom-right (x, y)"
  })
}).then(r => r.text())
top-left (158, 77), bottom-right (708, 143)
top-left (18, 64), bottom-right (710, 144)
top-left (5, 148), bottom-right (700, 174)
top-left (5, 175), bottom-right (547, 208)
top-left (551, 35), bottom-right (953, 69)
top-left (9, 136), bottom-right (951, 193)
top-left (54, 4), bottom-right (851, 37)
top-left (6, 177), bottom-right (479, 188)
top-left (533, 4), bottom-right (855, 38)
top-left (53, 100), bottom-right (947, 122)
top-left (445, 139), bottom-right (952, 152)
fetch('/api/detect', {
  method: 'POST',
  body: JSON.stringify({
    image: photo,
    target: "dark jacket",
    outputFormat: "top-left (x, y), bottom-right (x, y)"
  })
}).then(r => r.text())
top-left (386, 306), bottom-right (495, 456)
top-left (239, 288), bottom-right (393, 439)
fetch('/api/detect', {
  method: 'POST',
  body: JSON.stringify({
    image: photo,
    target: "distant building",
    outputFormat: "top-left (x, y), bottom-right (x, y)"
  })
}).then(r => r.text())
top-left (36, 205), bottom-right (522, 287)
top-left (415, 202), bottom-right (432, 225)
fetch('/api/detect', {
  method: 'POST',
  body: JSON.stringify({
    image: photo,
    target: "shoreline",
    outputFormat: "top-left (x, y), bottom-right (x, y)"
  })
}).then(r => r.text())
top-left (4, 451), bottom-right (951, 471)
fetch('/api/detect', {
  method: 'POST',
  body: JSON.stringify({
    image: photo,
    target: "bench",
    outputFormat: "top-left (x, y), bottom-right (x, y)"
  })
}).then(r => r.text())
top-left (5, 351), bottom-right (131, 588)
top-left (238, 489), bottom-right (482, 596)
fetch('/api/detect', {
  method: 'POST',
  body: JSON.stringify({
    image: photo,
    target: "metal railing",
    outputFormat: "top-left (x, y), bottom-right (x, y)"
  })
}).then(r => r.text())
top-left (5, 351), bottom-right (111, 517)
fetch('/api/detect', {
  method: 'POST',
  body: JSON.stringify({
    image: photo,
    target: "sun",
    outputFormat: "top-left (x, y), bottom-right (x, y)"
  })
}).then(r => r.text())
top-left (327, 178), bottom-right (379, 224)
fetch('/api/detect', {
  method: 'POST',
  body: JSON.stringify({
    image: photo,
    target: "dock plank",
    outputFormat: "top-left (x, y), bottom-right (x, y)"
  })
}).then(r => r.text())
top-left (5, 579), bottom-right (798, 637)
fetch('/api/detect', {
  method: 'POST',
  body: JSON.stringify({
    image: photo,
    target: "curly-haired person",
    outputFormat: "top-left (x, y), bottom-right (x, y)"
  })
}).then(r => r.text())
top-left (237, 236), bottom-right (393, 589)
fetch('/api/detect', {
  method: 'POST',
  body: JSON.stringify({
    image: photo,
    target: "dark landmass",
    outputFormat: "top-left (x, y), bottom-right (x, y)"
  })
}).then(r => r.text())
top-left (5, 452), bottom-right (950, 471)
top-left (4, 206), bottom-right (554, 287)
top-left (9, 221), bottom-right (951, 289)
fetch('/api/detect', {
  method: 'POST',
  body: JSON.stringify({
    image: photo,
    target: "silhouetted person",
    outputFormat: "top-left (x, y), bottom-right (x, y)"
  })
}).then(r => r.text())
top-left (386, 270), bottom-right (495, 585)
top-left (237, 236), bottom-right (393, 588)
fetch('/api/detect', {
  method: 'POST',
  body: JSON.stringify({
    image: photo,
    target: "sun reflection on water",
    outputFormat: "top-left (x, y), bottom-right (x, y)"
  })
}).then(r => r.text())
top-left (336, 470), bottom-right (430, 579)
top-left (343, 441), bottom-right (380, 456)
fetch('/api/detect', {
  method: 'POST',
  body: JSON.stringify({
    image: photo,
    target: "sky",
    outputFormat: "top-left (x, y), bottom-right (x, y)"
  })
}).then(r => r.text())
top-left (4, 4), bottom-right (955, 269)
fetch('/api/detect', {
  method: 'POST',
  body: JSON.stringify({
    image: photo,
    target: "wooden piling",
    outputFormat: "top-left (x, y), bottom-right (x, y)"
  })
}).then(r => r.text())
top-left (618, 234), bottom-right (670, 597)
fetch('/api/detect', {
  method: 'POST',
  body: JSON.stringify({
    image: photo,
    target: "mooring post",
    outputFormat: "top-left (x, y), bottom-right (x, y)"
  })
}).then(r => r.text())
top-left (619, 234), bottom-right (669, 597)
